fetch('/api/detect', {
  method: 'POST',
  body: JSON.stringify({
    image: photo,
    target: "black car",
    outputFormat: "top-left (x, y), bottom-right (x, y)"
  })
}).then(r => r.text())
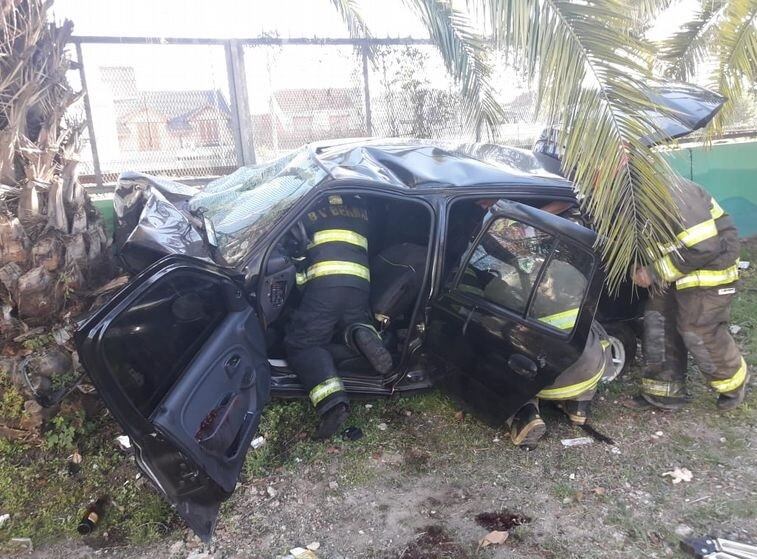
top-left (76, 139), bottom-right (646, 539)
top-left (75, 81), bottom-right (728, 539)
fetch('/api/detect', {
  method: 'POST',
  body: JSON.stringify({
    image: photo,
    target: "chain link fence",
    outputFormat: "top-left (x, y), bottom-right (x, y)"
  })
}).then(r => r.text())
top-left (69, 36), bottom-right (546, 186)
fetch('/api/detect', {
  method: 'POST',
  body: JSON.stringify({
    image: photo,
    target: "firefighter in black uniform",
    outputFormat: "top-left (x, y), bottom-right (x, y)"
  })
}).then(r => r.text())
top-left (285, 194), bottom-right (392, 439)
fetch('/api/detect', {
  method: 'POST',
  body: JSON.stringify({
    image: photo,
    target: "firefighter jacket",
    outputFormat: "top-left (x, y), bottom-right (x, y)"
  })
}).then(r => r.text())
top-left (651, 179), bottom-right (740, 290)
top-left (296, 194), bottom-right (371, 290)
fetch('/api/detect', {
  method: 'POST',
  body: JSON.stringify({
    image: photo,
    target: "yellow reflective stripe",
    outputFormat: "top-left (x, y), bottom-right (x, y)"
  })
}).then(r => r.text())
top-left (310, 229), bottom-right (368, 250)
top-left (710, 358), bottom-right (747, 393)
top-left (654, 254), bottom-right (684, 282)
top-left (600, 339), bottom-right (610, 350)
top-left (675, 261), bottom-right (739, 290)
top-left (537, 360), bottom-right (605, 400)
top-left (309, 377), bottom-right (344, 406)
top-left (677, 218), bottom-right (718, 248)
top-left (537, 308), bottom-right (579, 331)
top-left (710, 199), bottom-right (725, 220)
top-left (641, 378), bottom-right (684, 397)
top-left (296, 261), bottom-right (371, 285)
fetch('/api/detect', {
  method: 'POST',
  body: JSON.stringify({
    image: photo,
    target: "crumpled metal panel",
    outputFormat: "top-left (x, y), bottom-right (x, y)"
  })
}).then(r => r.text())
top-left (114, 172), bottom-right (208, 272)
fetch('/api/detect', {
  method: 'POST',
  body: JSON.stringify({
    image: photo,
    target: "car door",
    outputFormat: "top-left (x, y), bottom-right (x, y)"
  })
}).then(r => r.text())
top-left (75, 255), bottom-right (271, 541)
top-left (427, 200), bottom-right (603, 424)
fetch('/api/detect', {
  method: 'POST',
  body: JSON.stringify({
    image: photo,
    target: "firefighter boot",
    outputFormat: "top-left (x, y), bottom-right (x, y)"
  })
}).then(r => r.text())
top-left (510, 403), bottom-right (546, 449)
top-left (350, 324), bottom-right (393, 375)
top-left (314, 402), bottom-right (350, 440)
top-left (624, 393), bottom-right (688, 411)
top-left (560, 400), bottom-right (590, 425)
top-left (717, 372), bottom-right (750, 412)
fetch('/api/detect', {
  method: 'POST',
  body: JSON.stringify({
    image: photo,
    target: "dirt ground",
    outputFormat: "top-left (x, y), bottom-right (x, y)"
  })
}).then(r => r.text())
top-left (9, 241), bottom-right (757, 559)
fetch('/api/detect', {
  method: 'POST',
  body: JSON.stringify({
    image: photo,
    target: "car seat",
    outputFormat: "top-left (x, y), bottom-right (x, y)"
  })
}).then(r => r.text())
top-left (369, 242), bottom-right (428, 328)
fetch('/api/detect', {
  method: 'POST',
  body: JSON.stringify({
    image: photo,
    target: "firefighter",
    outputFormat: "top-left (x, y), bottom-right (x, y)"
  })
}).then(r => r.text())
top-left (629, 179), bottom-right (748, 411)
top-left (285, 194), bottom-right (392, 439)
top-left (460, 214), bottom-right (613, 448)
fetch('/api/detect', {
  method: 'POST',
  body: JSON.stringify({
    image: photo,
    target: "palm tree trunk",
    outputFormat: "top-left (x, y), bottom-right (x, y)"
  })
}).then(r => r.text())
top-left (0, 0), bottom-right (114, 435)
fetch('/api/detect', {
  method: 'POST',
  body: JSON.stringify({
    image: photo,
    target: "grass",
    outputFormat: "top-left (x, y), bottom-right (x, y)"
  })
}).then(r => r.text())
top-left (0, 396), bottom-right (175, 550)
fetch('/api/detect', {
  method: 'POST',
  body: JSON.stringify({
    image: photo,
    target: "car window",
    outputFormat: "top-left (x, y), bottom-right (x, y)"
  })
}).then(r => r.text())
top-left (190, 149), bottom-right (328, 266)
top-left (100, 271), bottom-right (228, 417)
top-left (459, 216), bottom-right (555, 314)
top-left (528, 242), bottom-right (592, 332)
top-left (456, 216), bottom-right (592, 334)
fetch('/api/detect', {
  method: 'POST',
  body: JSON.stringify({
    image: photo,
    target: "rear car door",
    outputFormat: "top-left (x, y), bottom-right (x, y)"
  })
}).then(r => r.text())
top-left (428, 201), bottom-right (603, 423)
top-left (75, 255), bottom-right (270, 541)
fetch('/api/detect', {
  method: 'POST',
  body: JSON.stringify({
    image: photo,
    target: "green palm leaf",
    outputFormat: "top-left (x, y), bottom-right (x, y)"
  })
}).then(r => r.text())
top-left (329, 0), bottom-right (372, 40)
top-left (659, 0), bottom-right (727, 80)
top-left (711, 0), bottom-right (757, 129)
top-left (405, 0), bottom-right (506, 138)
top-left (484, 0), bottom-right (682, 291)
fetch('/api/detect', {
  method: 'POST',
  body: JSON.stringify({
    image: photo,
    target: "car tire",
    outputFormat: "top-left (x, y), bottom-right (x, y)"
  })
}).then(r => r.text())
top-left (600, 321), bottom-right (638, 380)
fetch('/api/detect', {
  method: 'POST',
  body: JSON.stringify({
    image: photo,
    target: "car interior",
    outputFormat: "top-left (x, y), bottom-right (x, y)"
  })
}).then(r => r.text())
top-left (258, 192), bottom-right (434, 384)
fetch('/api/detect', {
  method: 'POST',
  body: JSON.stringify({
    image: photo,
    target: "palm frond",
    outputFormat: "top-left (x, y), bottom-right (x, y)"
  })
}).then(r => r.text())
top-left (659, 0), bottom-right (726, 80)
top-left (406, 0), bottom-right (505, 138)
top-left (329, 0), bottom-right (372, 39)
top-left (484, 0), bottom-right (682, 291)
top-left (711, 0), bottom-right (757, 130)
top-left (632, 0), bottom-right (679, 26)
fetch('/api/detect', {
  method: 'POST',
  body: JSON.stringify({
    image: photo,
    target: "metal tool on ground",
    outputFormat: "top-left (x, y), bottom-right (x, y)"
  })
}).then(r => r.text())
top-left (681, 536), bottom-right (757, 559)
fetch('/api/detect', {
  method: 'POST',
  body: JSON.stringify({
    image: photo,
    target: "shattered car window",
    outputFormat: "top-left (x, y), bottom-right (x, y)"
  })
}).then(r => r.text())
top-left (189, 150), bottom-right (328, 266)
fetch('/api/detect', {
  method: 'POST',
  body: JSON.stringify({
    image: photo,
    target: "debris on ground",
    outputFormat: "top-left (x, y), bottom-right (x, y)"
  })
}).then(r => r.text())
top-left (662, 467), bottom-right (693, 484)
top-left (250, 436), bottom-right (266, 449)
top-left (341, 426), bottom-right (363, 441)
top-left (561, 436), bottom-right (594, 447)
top-left (288, 547), bottom-right (319, 558)
top-left (738, 260), bottom-right (750, 270)
top-left (378, 422), bottom-right (388, 431)
top-left (398, 525), bottom-right (470, 559)
top-left (6, 538), bottom-right (33, 552)
top-left (115, 435), bottom-right (132, 452)
top-left (479, 530), bottom-right (508, 548)
top-left (475, 510), bottom-right (532, 532)
top-left (267, 486), bottom-right (277, 498)
top-left (0, 513), bottom-right (9, 527)
top-left (729, 325), bottom-right (742, 335)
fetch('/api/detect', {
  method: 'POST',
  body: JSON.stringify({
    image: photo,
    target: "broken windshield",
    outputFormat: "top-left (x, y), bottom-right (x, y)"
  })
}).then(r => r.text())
top-left (190, 149), bottom-right (328, 266)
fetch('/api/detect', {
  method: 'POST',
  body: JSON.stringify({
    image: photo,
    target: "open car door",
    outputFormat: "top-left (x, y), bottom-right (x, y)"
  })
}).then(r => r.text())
top-left (75, 255), bottom-right (270, 541)
top-left (428, 201), bottom-right (603, 423)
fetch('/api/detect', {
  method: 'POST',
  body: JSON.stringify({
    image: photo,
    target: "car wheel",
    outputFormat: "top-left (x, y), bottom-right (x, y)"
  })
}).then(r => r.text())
top-left (600, 321), bottom-right (638, 382)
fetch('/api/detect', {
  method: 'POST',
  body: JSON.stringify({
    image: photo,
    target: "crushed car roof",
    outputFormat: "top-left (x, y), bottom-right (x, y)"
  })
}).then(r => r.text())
top-left (310, 139), bottom-right (575, 190)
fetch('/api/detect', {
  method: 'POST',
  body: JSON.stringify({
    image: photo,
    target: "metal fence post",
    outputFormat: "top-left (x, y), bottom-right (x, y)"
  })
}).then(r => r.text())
top-left (74, 41), bottom-right (103, 188)
top-left (362, 47), bottom-right (372, 137)
top-left (225, 40), bottom-right (256, 166)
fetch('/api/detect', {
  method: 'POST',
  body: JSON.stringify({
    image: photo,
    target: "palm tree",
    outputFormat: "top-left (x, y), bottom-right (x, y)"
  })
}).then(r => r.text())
top-left (1, 2), bottom-right (108, 345)
top-left (333, 0), bottom-right (754, 290)
top-left (660, 0), bottom-right (757, 129)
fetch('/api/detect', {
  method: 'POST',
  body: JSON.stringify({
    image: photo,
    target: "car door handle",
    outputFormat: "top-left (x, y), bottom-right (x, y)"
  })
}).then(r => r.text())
top-left (508, 354), bottom-right (538, 377)
top-left (224, 355), bottom-right (241, 377)
top-left (462, 306), bottom-right (479, 336)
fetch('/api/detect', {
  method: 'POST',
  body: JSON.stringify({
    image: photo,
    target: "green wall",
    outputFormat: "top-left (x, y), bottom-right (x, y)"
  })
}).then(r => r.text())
top-left (665, 139), bottom-right (757, 237)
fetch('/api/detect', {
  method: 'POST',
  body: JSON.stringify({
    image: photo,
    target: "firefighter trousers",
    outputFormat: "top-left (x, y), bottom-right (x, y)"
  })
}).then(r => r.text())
top-left (510, 322), bottom-right (612, 425)
top-left (641, 285), bottom-right (747, 402)
top-left (284, 285), bottom-right (372, 414)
